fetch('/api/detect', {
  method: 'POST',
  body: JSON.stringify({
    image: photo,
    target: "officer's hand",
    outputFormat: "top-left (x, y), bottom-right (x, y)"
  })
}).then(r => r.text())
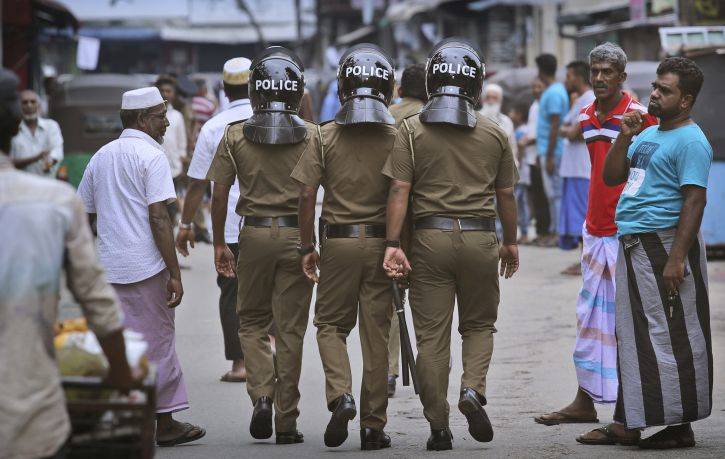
top-left (214, 244), bottom-right (236, 278)
top-left (175, 227), bottom-right (195, 257)
top-left (383, 247), bottom-right (411, 279)
top-left (499, 244), bottom-right (519, 279)
top-left (621, 111), bottom-right (643, 138)
top-left (301, 251), bottom-right (320, 283)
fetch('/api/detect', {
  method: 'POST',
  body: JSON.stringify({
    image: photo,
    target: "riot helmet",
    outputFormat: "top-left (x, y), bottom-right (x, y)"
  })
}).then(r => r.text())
top-left (420, 38), bottom-right (485, 128)
top-left (244, 46), bottom-right (307, 145)
top-left (335, 43), bottom-right (395, 125)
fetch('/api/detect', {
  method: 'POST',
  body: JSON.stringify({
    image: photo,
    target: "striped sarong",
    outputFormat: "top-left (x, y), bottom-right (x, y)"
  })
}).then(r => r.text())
top-left (573, 227), bottom-right (618, 403)
top-left (614, 229), bottom-right (712, 429)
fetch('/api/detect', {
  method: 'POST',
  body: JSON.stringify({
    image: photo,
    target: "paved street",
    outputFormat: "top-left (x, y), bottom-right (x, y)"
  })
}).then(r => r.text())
top-left (157, 243), bottom-right (725, 458)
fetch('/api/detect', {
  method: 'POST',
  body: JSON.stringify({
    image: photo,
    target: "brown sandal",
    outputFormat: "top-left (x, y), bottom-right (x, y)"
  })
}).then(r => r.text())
top-left (157, 422), bottom-right (206, 447)
top-left (220, 371), bottom-right (246, 383)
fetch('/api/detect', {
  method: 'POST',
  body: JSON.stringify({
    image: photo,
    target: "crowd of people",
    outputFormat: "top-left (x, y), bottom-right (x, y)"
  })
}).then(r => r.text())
top-left (0, 35), bottom-right (715, 458)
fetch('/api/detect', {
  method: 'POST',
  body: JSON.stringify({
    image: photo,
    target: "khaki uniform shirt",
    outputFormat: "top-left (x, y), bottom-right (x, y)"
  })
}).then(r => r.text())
top-left (382, 112), bottom-right (518, 220)
top-left (0, 155), bottom-right (122, 459)
top-left (207, 121), bottom-right (318, 217)
top-left (291, 122), bottom-right (397, 225)
top-left (389, 97), bottom-right (424, 128)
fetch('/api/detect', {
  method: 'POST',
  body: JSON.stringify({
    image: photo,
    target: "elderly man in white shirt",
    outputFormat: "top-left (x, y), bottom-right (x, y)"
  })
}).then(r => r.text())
top-left (480, 83), bottom-right (518, 161)
top-left (77, 86), bottom-right (205, 447)
top-left (10, 89), bottom-right (64, 177)
top-left (176, 57), bottom-right (253, 383)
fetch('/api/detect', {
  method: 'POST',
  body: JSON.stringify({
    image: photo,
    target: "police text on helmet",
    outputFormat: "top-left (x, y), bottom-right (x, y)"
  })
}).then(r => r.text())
top-left (255, 79), bottom-right (299, 91)
top-left (344, 66), bottom-right (390, 80)
top-left (431, 63), bottom-right (476, 77)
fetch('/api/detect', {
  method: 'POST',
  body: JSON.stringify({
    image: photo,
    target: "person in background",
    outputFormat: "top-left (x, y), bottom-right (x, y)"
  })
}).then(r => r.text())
top-left (480, 83), bottom-right (518, 164)
top-left (522, 77), bottom-right (549, 244)
top-left (535, 54), bottom-right (569, 246)
top-left (0, 68), bottom-right (133, 459)
top-left (509, 100), bottom-right (531, 243)
top-left (10, 89), bottom-right (63, 177)
top-left (77, 87), bottom-right (205, 447)
top-left (192, 79), bottom-right (216, 141)
top-left (558, 61), bottom-right (595, 270)
top-left (156, 76), bottom-right (188, 224)
top-left (319, 80), bottom-right (341, 122)
top-left (177, 57), bottom-right (253, 383)
top-left (386, 62), bottom-right (427, 398)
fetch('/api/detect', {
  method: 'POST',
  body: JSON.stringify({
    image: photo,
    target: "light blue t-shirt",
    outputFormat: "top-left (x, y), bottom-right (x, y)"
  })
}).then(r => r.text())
top-left (615, 124), bottom-right (713, 235)
top-left (536, 82), bottom-right (569, 157)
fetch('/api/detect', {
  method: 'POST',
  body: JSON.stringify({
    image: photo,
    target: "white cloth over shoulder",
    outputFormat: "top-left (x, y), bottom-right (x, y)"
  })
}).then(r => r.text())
top-left (77, 129), bottom-right (177, 284)
top-left (560, 89), bottom-right (595, 179)
top-left (187, 98), bottom-right (252, 243)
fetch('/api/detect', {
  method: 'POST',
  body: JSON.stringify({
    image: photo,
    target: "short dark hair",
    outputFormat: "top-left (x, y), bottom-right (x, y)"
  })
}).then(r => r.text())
top-left (223, 82), bottom-right (249, 101)
top-left (536, 53), bottom-right (557, 77)
top-left (119, 108), bottom-right (142, 129)
top-left (155, 75), bottom-right (177, 90)
top-left (656, 57), bottom-right (704, 102)
top-left (400, 63), bottom-right (427, 101)
top-left (566, 61), bottom-right (590, 83)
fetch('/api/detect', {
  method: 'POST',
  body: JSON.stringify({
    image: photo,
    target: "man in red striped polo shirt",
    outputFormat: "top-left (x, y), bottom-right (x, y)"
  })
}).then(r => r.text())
top-left (536, 43), bottom-right (657, 441)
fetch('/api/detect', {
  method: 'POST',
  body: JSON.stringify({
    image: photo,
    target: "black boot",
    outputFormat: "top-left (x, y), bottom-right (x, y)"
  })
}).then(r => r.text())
top-left (360, 428), bottom-right (391, 451)
top-left (426, 428), bottom-right (453, 451)
top-left (324, 393), bottom-right (356, 447)
top-left (458, 388), bottom-right (493, 442)
top-left (249, 396), bottom-right (273, 439)
top-left (276, 430), bottom-right (304, 444)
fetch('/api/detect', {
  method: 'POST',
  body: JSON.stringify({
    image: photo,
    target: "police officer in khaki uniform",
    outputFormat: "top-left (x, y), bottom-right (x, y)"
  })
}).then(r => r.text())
top-left (291, 44), bottom-right (397, 450)
top-left (386, 62), bottom-right (427, 398)
top-left (381, 38), bottom-right (520, 451)
top-left (207, 47), bottom-right (315, 445)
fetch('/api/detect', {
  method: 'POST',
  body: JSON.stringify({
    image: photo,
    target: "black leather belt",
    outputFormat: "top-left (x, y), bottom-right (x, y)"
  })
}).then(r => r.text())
top-left (414, 216), bottom-right (496, 231)
top-left (244, 215), bottom-right (299, 228)
top-left (324, 224), bottom-right (386, 239)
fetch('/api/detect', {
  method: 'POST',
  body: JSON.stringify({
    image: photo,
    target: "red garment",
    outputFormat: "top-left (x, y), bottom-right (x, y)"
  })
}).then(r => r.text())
top-left (192, 96), bottom-right (216, 122)
top-left (579, 92), bottom-right (657, 237)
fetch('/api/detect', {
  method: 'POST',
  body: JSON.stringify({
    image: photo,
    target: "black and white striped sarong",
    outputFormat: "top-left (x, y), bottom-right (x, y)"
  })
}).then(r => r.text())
top-left (613, 228), bottom-right (712, 429)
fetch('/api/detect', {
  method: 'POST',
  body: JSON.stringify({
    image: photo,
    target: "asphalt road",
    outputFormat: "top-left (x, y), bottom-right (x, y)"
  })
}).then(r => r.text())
top-left (157, 243), bottom-right (725, 458)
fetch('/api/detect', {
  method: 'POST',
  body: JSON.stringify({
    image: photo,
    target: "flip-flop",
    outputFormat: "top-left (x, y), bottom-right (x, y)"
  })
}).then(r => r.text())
top-left (575, 425), bottom-right (639, 446)
top-left (534, 411), bottom-right (599, 426)
top-left (220, 371), bottom-right (246, 383)
top-left (157, 422), bottom-right (206, 447)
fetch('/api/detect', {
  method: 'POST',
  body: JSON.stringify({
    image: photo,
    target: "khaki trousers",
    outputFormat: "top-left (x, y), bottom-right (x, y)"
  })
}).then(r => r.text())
top-left (236, 225), bottom-right (313, 432)
top-left (314, 236), bottom-right (393, 430)
top-left (409, 229), bottom-right (500, 430)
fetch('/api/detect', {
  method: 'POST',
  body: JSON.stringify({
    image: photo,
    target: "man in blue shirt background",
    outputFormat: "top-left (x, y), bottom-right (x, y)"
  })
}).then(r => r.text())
top-left (536, 53), bottom-right (569, 242)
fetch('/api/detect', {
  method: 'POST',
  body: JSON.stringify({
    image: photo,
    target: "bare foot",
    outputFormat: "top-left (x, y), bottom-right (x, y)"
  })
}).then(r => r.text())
top-left (561, 262), bottom-right (581, 276)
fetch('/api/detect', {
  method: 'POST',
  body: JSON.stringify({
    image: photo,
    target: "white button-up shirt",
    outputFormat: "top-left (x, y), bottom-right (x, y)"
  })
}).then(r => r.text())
top-left (10, 117), bottom-right (64, 177)
top-left (77, 129), bottom-right (177, 284)
top-left (161, 106), bottom-right (187, 178)
top-left (187, 98), bottom-right (252, 244)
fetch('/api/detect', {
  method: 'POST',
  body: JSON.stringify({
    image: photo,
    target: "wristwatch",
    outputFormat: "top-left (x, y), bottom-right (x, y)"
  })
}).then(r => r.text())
top-left (384, 240), bottom-right (401, 248)
top-left (297, 244), bottom-right (315, 256)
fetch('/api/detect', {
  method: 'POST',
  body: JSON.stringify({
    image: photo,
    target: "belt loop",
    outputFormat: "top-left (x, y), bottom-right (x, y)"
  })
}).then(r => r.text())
top-left (271, 217), bottom-right (280, 239)
top-left (454, 218), bottom-right (462, 233)
top-left (359, 224), bottom-right (365, 241)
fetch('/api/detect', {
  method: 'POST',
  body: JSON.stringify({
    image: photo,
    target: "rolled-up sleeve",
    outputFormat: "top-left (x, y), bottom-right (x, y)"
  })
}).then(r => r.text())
top-left (495, 133), bottom-right (519, 189)
top-left (381, 125), bottom-right (414, 183)
top-left (290, 134), bottom-right (323, 187)
top-left (145, 154), bottom-right (177, 205)
top-left (65, 195), bottom-right (122, 338)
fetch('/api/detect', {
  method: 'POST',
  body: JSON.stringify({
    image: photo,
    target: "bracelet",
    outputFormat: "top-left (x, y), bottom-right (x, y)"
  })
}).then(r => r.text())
top-left (384, 240), bottom-right (401, 248)
top-left (179, 222), bottom-right (192, 230)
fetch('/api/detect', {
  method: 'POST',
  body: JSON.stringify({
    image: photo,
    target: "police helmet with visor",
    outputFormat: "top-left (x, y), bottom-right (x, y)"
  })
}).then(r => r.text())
top-left (420, 38), bottom-right (485, 128)
top-left (335, 43), bottom-right (395, 125)
top-left (244, 46), bottom-right (307, 145)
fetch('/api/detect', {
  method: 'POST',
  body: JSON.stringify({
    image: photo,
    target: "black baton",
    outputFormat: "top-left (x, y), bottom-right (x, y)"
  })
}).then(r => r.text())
top-left (391, 281), bottom-right (420, 394)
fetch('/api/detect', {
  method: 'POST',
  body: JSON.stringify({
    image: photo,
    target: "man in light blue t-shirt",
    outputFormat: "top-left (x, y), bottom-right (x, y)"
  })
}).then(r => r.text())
top-left (535, 53), bottom-right (569, 238)
top-left (597, 57), bottom-right (713, 451)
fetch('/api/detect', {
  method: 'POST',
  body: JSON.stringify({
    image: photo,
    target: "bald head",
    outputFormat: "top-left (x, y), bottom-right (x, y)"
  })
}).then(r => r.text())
top-left (20, 90), bottom-right (40, 121)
